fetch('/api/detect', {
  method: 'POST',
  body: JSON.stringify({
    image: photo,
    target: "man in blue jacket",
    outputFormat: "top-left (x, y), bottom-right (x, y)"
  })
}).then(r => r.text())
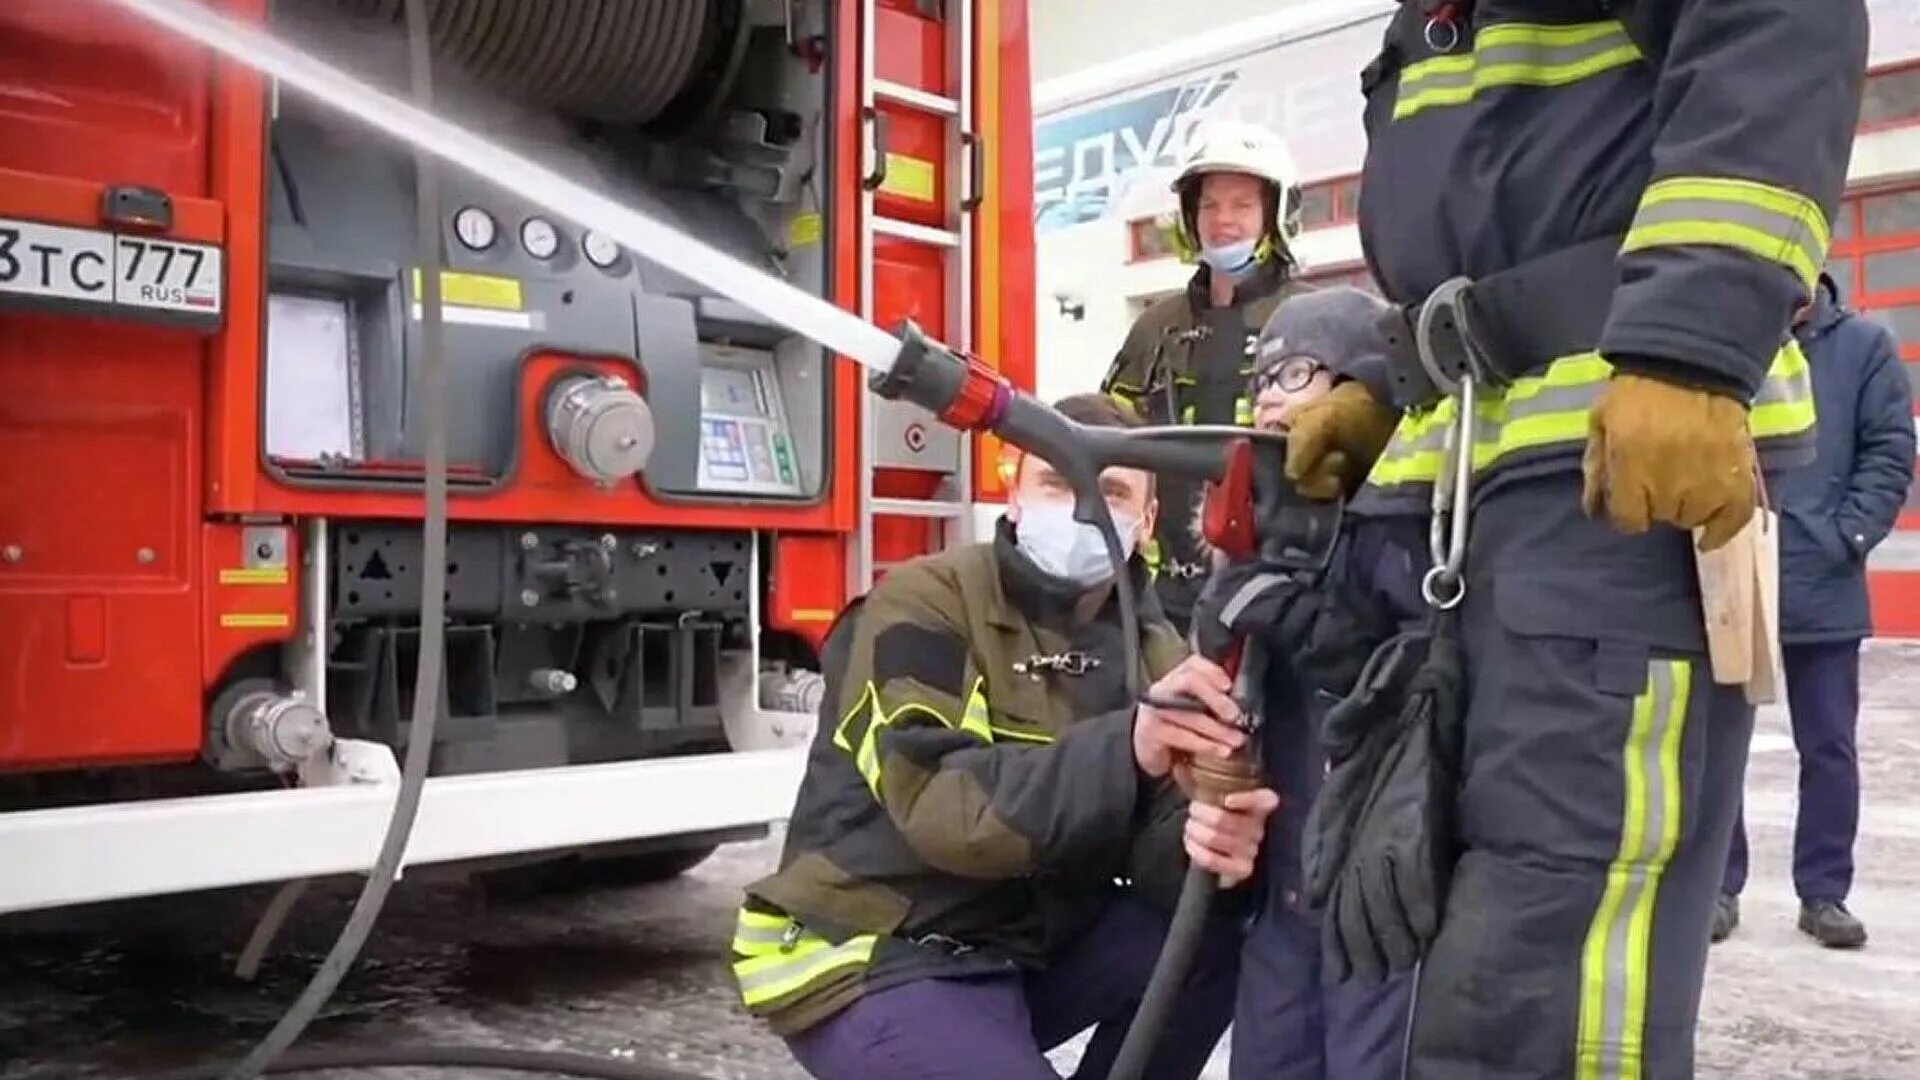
top-left (1715, 271), bottom-right (1916, 949)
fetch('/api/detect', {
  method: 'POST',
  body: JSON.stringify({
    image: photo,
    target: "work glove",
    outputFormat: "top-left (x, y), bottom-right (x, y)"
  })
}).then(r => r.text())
top-left (1300, 629), bottom-right (1429, 912)
top-left (1284, 380), bottom-right (1399, 501)
top-left (1582, 371), bottom-right (1759, 552)
top-left (1307, 628), bottom-right (1465, 987)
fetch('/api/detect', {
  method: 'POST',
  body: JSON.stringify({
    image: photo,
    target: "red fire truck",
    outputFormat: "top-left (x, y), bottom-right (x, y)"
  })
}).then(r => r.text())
top-left (0, 0), bottom-right (1035, 915)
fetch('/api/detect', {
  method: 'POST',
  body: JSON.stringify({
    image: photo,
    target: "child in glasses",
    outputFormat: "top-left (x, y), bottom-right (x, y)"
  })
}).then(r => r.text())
top-left (1200, 285), bottom-right (1423, 1080)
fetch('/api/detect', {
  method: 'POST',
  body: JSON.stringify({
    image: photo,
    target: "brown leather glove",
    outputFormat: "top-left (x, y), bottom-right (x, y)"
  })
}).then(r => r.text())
top-left (1285, 380), bottom-right (1399, 500)
top-left (1581, 372), bottom-right (1758, 552)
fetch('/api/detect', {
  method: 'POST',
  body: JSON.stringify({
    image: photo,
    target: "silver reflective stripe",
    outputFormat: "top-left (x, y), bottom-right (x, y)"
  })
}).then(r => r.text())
top-left (733, 921), bottom-right (790, 954)
top-left (1220, 572), bottom-right (1290, 628)
top-left (1626, 197), bottom-right (1826, 286)
top-left (1473, 26), bottom-right (1638, 79)
top-left (1400, 58), bottom-right (1475, 97)
top-left (1396, 22), bottom-right (1640, 119)
top-left (735, 937), bottom-right (874, 1000)
top-left (1578, 659), bottom-right (1690, 1080)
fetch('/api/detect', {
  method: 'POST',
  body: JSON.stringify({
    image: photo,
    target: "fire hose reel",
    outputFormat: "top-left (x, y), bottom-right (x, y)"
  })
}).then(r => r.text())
top-left (545, 373), bottom-right (656, 485)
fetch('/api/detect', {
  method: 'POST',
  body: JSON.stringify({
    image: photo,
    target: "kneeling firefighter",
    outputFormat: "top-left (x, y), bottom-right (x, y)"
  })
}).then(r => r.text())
top-left (731, 393), bottom-right (1281, 1080)
top-left (1279, 1), bottom-right (1870, 1076)
top-left (1102, 120), bottom-right (1313, 637)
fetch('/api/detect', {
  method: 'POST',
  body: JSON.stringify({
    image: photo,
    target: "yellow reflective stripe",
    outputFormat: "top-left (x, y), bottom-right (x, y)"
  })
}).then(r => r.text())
top-left (1180, 403), bottom-right (1197, 423)
top-left (1624, 177), bottom-right (1831, 291)
top-left (734, 930), bottom-right (879, 1009)
top-left (831, 683), bottom-right (874, 753)
top-left (850, 680), bottom-right (982, 795)
top-left (1143, 534), bottom-right (1163, 579)
top-left (1751, 339), bottom-right (1815, 434)
top-left (732, 908), bottom-right (794, 958)
top-left (960, 677), bottom-right (994, 743)
top-left (1394, 21), bottom-right (1641, 121)
top-left (1576, 659), bottom-right (1690, 1080)
top-left (1363, 342), bottom-right (1816, 490)
top-left (1233, 395), bottom-right (1253, 425)
top-left (989, 724), bottom-right (1056, 745)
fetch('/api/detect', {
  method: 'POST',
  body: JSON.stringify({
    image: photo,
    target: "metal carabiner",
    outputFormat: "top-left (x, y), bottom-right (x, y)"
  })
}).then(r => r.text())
top-left (1421, 372), bottom-right (1474, 612)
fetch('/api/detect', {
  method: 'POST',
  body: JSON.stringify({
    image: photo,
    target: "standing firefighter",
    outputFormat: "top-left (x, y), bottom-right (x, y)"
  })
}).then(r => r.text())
top-left (1283, 2), bottom-right (1870, 1078)
top-left (1102, 120), bottom-right (1312, 635)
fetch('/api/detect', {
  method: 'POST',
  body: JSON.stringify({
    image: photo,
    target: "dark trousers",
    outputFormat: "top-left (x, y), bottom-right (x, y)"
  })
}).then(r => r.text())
top-left (785, 895), bottom-right (1239, 1080)
top-left (1233, 672), bottom-right (1413, 1080)
top-left (1230, 905), bottom-right (1414, 1080)
top-left (1723, 638), bottom-right (1863, 903)
top-left (1401, 475), bottom-right (1752, 1079)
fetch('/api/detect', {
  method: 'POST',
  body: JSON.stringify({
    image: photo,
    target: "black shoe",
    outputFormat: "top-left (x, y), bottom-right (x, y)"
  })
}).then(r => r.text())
top-left (1710, 893), bottom-right (1740, 944)
top-left (1798, 900), bottom-right (1867, 949)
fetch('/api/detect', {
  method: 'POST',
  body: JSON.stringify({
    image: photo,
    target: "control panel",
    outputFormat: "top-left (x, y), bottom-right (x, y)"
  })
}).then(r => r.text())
top-left (696, 343), bottom-right (803, 496)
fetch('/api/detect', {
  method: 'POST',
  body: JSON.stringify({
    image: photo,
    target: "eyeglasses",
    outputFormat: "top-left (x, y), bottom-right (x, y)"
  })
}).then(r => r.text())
top-left (1252, 355), bottom-right (1325, 396)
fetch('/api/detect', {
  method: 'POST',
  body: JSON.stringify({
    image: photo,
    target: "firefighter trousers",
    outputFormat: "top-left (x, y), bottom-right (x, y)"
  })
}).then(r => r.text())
top-left (784, 894), bottom-right (1239, 1080)
top-left (1401, 472), bottom-right (1754, 1080)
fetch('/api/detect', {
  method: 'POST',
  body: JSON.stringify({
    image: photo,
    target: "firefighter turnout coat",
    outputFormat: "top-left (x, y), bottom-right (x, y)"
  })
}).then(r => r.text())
top-left (732, 522), bottom-right (1191, 1036)
top-left (1354, 0), bottom-right (1855, 510)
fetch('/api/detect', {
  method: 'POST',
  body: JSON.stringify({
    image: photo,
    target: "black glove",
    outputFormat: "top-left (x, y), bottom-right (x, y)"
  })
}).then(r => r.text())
top-left (1300, 628), bottom-right (1431, 908)
top-left (1311, 631), bottom-right (1465, 987)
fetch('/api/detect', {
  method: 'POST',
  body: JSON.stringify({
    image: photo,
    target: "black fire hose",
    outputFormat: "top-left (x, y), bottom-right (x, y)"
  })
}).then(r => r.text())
top-left (1108, 862), bottom-right (1219, 1080)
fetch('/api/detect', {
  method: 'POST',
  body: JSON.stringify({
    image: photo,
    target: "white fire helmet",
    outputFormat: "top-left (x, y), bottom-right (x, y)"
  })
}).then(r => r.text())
top-left (1170, 120), bottom-right (1304, 252)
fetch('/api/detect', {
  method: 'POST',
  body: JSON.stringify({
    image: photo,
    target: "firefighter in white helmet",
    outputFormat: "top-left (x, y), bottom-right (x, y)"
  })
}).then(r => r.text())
top-left (1101, 119), bottom-right (1313, 636)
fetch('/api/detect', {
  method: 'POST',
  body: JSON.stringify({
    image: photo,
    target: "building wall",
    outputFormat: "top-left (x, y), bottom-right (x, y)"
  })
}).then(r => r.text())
top-left (1027, 0), bottom-right (1307, 83)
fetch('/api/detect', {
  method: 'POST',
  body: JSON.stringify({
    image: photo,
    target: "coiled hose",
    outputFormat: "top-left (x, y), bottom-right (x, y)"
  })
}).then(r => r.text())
top-left (321, 0), bottom-right (716, 124)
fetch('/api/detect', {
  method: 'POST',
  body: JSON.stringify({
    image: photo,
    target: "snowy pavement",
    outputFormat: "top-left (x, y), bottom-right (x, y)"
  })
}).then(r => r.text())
top-left (4, 644), bottom-right (1919, 1079)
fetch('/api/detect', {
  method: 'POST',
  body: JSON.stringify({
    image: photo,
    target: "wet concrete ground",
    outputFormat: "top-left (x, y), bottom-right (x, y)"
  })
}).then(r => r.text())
top-left (4, 643), bottom-right (1920, 1080)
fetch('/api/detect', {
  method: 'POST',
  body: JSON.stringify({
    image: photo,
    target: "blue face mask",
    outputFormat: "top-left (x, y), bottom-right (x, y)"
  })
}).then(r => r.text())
top-left (1013, 499), bottom-right (1139, 588)
top-left (1200, 238), bottom-right (1259, 279)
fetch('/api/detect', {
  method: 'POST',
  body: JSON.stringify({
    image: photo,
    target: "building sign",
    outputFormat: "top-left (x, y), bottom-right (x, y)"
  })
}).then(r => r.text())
top-left (1035, 1), bottom-right (1920, 235)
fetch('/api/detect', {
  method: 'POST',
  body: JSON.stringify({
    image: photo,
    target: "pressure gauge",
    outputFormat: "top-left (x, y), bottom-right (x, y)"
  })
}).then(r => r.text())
top-left (453, 206), bottom-right (496, 251)
top-left (582, 230), bottom-right (621, 269)
top-left (520, 217), bottom-right (560, 260)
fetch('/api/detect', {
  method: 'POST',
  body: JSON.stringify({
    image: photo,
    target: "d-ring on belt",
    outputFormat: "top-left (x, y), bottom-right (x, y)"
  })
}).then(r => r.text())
top-left (1382, 235), bottom-right (1629, 610)
top-left (1374, 234), bottom-right (1627, 411)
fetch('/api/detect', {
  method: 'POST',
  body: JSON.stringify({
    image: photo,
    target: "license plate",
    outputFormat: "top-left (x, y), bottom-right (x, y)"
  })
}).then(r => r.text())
top-left (0, 216), bottom-right (223, 322)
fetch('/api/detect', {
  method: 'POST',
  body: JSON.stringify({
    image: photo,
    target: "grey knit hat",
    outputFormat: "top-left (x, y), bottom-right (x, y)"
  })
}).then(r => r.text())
top-left (1251, 285), bottom-right (1396, 403)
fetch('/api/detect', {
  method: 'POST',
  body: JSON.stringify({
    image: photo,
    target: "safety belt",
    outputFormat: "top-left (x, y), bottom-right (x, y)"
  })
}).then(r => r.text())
top-left (1373, 233), bottom-right (1626, 410)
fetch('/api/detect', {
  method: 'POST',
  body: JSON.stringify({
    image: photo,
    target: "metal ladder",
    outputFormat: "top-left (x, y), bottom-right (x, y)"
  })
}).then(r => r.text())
top-left (851, 0), bottom-right (983, 594)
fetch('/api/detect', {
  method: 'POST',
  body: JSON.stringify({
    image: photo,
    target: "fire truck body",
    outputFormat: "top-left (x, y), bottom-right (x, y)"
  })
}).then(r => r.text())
top-left (0, 0), bottom-right (1035, 914)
